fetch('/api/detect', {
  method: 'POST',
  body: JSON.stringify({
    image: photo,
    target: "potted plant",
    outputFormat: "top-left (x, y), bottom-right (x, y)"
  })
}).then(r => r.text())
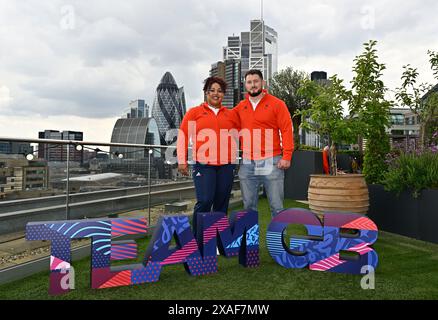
top-left (297, 40), bottom-right (392, 216)
top-left (297, 75), bottom-right (369, 216)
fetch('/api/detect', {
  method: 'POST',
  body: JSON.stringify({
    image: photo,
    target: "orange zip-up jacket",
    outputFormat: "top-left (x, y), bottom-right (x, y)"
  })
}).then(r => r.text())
top-left (233, 90), bottom-right (294, 161)
top-left (177, 102), bottom-right (240, 165)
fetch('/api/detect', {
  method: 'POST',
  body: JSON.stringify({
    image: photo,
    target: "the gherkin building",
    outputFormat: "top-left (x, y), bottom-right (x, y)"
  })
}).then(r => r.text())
top-left (151, 72), bottom-right (186, 145)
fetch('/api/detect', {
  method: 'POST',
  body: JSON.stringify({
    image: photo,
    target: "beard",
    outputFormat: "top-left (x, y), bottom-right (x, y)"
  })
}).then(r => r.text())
top-left (248, 88), bottom-right (263, 97)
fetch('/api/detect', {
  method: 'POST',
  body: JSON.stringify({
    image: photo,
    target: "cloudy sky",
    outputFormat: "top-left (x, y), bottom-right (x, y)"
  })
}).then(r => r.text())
top-left (0, 0), bottom-right (437, 143)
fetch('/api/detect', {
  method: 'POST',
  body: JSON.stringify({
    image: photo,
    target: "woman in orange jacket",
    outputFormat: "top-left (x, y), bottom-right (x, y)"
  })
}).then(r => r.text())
top-left (177, 77), bottom-right (240, 234)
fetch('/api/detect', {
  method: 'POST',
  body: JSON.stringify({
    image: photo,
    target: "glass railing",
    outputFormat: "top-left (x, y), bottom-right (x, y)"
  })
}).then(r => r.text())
top-left (0, 136), bottom-right (241, 278)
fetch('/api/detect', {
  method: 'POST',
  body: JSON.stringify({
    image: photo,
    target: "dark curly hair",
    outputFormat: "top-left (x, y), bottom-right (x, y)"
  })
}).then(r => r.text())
top-left (203, 76), bottom-right (227, 93)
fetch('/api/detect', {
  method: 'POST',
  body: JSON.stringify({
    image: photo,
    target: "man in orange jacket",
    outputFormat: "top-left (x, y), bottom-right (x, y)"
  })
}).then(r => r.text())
top-left (233, 69), bottom-right (294, 217)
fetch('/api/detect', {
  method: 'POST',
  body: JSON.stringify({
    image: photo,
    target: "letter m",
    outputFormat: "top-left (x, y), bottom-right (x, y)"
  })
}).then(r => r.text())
top-left (196, 210), bottom-right (259, 267)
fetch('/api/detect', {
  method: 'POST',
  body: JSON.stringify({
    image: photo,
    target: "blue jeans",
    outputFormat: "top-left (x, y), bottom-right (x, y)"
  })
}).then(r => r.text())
top-left (192, 163), bottom-right (236, 234)
top-left (238, 155), bottom-right (284, 217)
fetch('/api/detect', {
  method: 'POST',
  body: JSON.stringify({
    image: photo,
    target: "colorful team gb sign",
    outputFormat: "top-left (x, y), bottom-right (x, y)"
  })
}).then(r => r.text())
top-left (26, 208), bottom-right (378, 295)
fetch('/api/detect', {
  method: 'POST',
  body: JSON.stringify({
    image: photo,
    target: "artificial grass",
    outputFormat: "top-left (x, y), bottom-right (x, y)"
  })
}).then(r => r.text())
top-left (0, 198), bottom-right (437, 300)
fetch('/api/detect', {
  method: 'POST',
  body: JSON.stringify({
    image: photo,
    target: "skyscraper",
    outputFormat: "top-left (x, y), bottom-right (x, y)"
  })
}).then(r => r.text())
top-left (212, 19), bottom-right (278, 108)
top-left (311, 71), bottom-right (328, 82)
top-left (224, 35), bottom-right (241, 60)
top-left (210, 61), bottom-right (226, 79)
top-left (122, 99), bottom-right (149, 119)
top-left (240, 31), bottom-right (250, 84)
top-left (179, 87), bottom-right (187, 116)
top-left (223, 59), bottom-right (241, 108)
top-left (242, 20), bottom-right (278, 87)
top-left (151, 72), bottom-right (186, 145)
top-left (209, 59), bottom-right (241, 108)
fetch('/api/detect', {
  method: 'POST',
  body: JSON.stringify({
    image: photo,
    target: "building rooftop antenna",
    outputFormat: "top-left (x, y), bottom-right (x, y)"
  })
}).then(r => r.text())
top-left (261, 0), bottom-right (264, 21)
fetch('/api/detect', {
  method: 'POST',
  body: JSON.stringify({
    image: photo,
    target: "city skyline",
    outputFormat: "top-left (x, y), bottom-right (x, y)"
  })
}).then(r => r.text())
top-left (0, 0), bottom-right (437, 143)
top-left (211, 19), bottom-right (278, 108)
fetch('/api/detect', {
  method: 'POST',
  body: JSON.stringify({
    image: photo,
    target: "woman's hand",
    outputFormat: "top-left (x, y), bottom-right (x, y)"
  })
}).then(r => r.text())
top-left (178, 164), bottom-right (189, 176)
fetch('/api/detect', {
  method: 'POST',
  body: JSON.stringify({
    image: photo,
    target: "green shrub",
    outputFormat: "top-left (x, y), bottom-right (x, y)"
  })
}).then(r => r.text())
top-left (297, 145), bottom-right (321, 151)
top-left (363, 130), bottom-right (391, 184)
top-left (383, 151), bottom-right (438, 197)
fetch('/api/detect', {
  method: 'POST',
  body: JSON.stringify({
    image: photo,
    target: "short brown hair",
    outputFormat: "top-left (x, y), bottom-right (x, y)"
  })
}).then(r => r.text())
top-left (244, 69), bottom-right (263, 80)
top-left (203, 76), bottom-right (227, 93)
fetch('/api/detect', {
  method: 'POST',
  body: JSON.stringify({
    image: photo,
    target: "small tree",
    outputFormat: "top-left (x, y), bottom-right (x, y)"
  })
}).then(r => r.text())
top-left (297, 75), bottom-right (357, 175)
top-left (270, 67), bottom-right (309, 147)
top-left (298, 40), bottom-right (392, 182)
top-left (349, 40), bottom-right (392, 184)
top-left (396, 50), bottom-right (438, 148)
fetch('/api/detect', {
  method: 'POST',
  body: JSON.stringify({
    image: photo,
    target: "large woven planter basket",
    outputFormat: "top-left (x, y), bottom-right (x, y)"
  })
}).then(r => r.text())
top-left (308, 174), bottom-right (369, 216)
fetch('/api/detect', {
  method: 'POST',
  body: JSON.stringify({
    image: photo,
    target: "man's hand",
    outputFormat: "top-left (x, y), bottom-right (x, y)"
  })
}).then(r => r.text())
top-left (178, 164), bottom-right (189, 176)
top-left (277, 159), bottom-right (291, 170)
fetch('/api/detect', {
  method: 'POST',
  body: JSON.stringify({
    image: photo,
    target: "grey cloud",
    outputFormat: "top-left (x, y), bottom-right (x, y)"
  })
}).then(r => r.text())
top-left (1, 0), bottom-right (438, 124)
top-left (269, 0), bottom-right (438, 57)
top-left (75, 17), bottom-right (146, 66)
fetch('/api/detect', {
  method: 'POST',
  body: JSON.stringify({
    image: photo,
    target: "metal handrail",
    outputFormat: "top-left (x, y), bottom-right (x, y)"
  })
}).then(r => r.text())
top-left (0, 136), bottom-right (183, 227)
top-left (0, 136), bottom-right (240, 226)
top-left (0, 136), bottom-right (177, 149)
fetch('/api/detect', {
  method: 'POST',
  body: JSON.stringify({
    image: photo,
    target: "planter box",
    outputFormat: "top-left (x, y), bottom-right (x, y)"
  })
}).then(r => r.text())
top-left (418, 189), bottom-right (438, 243)
top-left (284, 150), bottom-right (323, 200)
top-left (368, 184), bottom-right (438, 244)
